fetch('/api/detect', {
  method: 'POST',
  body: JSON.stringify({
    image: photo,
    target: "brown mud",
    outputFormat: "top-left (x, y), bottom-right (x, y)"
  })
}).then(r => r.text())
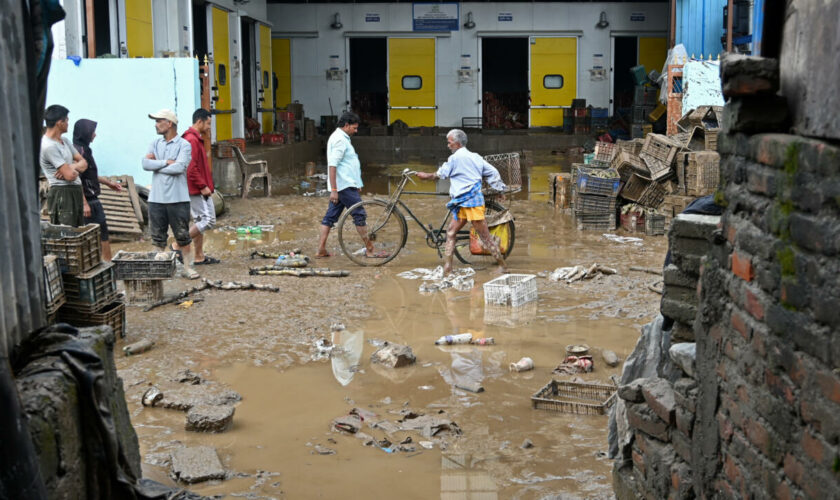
top-left (115, 158), bottom-right (667, 499)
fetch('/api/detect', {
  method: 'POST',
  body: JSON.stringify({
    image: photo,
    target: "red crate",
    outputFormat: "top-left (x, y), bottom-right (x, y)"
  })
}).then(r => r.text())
top-left (276, 111), bottom-right (295, 123)
top-left (573, 108), bottom-right (587, 118)
top-left (261, 133), bottom-right (284, 145)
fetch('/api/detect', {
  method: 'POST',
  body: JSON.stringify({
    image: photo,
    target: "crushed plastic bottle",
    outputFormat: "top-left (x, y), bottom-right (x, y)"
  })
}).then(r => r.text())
top-left (434, 333), bottom-right (473, 345)
top-left (470, 337), bottom-right (495, 345)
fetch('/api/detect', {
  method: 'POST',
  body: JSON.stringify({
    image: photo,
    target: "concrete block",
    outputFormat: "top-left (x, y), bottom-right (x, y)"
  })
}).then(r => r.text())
top-left (663, 264), bottom-right (698, 289)
top-left (661, 298), bottom-right (697, 324)
top-left (670, 321), bottom-right (696, 343)
top-left (720, 54), bottom-right (780, 98)
top-left (170, 446), bottom-right (225, 484)
top-left (670, 214), bottom-right (721, 240)
top-left (722, 96), bottom-right (790, 134)
top-left (642, 378), bottom-right (677, 425)
top-left (618, 378), bottom-right (648, 403)
top-left (626, 402), bottom-right (670, 442)
top-left (185, 405), bottom-right (235, 433)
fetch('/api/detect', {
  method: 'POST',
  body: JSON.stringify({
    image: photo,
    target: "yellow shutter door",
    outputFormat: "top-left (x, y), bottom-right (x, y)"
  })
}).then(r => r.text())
top-left (125, 0), bottom-right (153, 57)
top-left (638, 37), bottom-right (667, 78)
top-left (388, 38), bottom-right (435, 127)
top-left (211, 7), bottom-right (232, 141)
top-left (271, 39), bottom-right (291, 109)
top-left (259, 25), bottom-right (273, 133)
top-left (530, 37), bottom-right (577, 127)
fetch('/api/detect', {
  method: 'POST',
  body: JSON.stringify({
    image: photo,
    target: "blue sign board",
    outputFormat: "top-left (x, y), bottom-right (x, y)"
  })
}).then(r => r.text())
top-left (365, 14), bottom-right (380, 23)
top-left (413, 2), bottom-right (459, 31)
top-left (498, 12), bottom-right (513, 22)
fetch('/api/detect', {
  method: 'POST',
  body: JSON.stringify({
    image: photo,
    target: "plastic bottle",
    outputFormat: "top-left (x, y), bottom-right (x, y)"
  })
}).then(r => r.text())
top-left (434, 333), bottom-right (473, 345)
top-left (249, 226), bottom-right (262, 234)
top-left (236, 226), bottom-right (248, 234)
top-left (470, 337), bottom-right (495, 345)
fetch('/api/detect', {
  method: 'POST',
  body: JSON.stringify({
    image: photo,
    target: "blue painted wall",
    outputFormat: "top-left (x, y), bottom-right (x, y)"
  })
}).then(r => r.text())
top-left (676, 0), bottom-right (727, 58)
top-left (45, 58), bottom-right (200, 186)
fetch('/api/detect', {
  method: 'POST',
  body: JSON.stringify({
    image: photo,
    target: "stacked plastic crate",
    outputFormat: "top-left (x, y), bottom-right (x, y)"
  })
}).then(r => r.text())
top-left (112, 251), bottom-right (178, 307)
top-left (572, 166), bottom-right (621, 230)
top-left (41, 223), bottom-right (126, 338)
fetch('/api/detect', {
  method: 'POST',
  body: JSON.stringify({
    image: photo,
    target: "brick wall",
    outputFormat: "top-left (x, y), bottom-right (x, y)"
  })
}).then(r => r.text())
top-left (613, 52), bottom-right (840, 499)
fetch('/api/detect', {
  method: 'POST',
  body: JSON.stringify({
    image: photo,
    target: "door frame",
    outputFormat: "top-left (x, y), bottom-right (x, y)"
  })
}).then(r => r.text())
top-left (609, 31), bottom-right (667, 116)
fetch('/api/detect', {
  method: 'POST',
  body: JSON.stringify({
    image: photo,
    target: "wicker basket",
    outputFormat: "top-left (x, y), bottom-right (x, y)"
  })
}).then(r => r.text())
top-left (62, 262), bottom-right (117, 313)
top-left (123, 279), bottom-right (165, 306)
top-left (637, 181), bottom-right (667, 208)
top-left (41, 223), bottom-right (101, 274)
top-left (58, 300), bottom-right (126, 338)
top-left (43, 254), bottom-right (65, 315)
top-left (705, 129), bottom-right (719, 151)
top-left (531, 380), bottom-right (617, 415)
top-left (594, 142), bottom-right (618, 164)
top-left (112, 251), bottom-right (177, 280)
top-left (483, 274), bottom-right (537, 307)
top-left (619, 173), bottom-right (653, 202)
top-left (677, 152), bottom-right (720, 196)
top-left (483, 152), bottom-right (522, 193)
top-left (645, 213), bottom-right (667, 236)
top-left (639, 134), bottom-right (683, 181)
top-left (610, 151), bottom-right (649, 183)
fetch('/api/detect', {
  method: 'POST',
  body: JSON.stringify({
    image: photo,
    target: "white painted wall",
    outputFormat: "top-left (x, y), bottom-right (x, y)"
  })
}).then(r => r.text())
top-left (267, 2), bottom-right (668, 126)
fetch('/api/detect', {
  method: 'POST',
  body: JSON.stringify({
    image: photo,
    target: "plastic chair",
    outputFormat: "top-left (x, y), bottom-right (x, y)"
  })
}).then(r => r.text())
top-left (232, 146), bottom-right (271, 199)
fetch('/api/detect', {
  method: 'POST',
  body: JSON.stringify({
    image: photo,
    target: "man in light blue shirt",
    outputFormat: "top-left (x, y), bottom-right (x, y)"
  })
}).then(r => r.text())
top-left (142, 109), bottom-right (199, 279)
top-left (416, 129), bottom-right (508, 274)
top-left (316, 112), bottom-right (382, 258)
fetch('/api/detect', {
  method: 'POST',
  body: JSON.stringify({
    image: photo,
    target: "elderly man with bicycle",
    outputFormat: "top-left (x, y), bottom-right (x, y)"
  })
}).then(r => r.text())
top-left (416, 129), bottom-right (508, 274)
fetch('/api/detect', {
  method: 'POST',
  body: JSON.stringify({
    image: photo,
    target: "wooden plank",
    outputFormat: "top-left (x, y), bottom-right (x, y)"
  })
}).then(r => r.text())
top-left (98, 175), bottom-right (143, 234)
top-left (123, 176), bottom-right (144, 222)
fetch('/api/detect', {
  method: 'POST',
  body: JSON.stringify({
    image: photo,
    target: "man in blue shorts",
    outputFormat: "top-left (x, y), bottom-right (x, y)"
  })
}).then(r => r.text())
top-left (315, 112), bottom-right (383, 258)
top-left (416, 129), bottom-right (508, 274)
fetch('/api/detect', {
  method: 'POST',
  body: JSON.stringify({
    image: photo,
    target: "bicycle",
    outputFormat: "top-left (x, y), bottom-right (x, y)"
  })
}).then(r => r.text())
top-left (336, 165), bottom-right (519, 269)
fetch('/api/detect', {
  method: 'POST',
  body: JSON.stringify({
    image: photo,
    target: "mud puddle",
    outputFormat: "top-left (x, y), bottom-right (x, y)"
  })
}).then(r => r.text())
top-left (115, 158), bottom-right (666, 499)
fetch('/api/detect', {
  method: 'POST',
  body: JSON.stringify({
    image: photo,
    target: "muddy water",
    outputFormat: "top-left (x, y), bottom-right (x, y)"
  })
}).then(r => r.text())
top-left (115, 157), bottom-right (667, 499)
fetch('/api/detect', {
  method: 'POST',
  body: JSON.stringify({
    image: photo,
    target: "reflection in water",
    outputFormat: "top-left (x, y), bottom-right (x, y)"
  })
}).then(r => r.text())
top-left (441, 454), bottom-right (498, 500)
top-left (439, 349), bottom-right (484, 393)
top-left (483, 301), bottom-right (538, 328)
top-left (330, 328), bottom-right (364, 386)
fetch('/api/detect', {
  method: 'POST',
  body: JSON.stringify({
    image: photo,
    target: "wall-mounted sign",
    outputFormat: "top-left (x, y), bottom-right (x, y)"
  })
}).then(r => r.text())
top-left (413, 2), bottom-right (459, 31)
top-left (498, 12), bottom-right (513, 22)
top-left (630, 12), bottom-right (646, 22)
top-left (460, 54), bottom-right (471, 69)
top-left (329, 55), bottom-right (340, 70)
top-left (365, 13), bottom-right (380, 23)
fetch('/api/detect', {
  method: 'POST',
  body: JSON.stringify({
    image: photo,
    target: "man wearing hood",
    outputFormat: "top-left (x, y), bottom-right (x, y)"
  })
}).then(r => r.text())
top-left (172, 108), bottom-right (219, 265)
top-left (73, 119), bottom-right (123, 261)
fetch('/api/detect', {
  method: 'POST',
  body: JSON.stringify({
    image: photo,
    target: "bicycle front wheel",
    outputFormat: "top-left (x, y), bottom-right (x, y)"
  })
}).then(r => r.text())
top-left (337, 199), bottom-right (408, 267)
top-left (453, 201), bottom-right (515, 269)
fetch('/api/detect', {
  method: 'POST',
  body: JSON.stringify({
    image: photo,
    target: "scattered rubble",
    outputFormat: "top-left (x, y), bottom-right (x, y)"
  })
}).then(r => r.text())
top-left (370, 342), bottom-right (416, 368)
top-left (170, 446), bottom-right (226, 484)
top-left (185, 404), bottom-right (235, 433)
top-left (549, 264), bottom-right (617, 283)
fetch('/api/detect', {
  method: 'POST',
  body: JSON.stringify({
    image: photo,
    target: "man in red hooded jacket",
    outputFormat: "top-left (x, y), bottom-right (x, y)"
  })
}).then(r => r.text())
top-left (173, 108), bottom-right (219, 265)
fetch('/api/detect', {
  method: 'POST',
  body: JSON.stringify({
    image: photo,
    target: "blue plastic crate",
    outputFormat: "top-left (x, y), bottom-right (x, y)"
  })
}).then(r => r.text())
top-left (575, 167), bottom-right (621, 197)
top-left (591, 107), bottom-right (609, 119)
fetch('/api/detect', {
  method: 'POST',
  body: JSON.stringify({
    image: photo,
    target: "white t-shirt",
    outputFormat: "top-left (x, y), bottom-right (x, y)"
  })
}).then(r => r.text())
top-left (40, 135), bottom-right (81, 186)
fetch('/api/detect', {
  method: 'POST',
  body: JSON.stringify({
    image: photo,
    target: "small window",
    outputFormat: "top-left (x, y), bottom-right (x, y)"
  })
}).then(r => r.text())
top-left (218, 64), bottom-right (227, 85)
top-left (543, 75), bottom-right (564, 89)
top-left (263, 71), bottom-right (269, 89)
top-left (402, 75), bottom-right (422, 90)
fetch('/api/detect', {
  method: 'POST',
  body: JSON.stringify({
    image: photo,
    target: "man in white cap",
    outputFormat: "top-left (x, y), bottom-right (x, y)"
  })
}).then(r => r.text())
top-left (142, 109), bottom-right (198, 279)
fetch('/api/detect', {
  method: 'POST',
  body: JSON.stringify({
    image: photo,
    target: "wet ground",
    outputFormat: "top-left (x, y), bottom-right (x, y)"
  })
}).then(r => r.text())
top-left (114, 157), bottom-right (667, 499)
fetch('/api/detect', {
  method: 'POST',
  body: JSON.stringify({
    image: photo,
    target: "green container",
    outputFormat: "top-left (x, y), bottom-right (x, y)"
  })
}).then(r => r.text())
top-left (249, 226), bottom-right (262, 234)
top-left (236, 226), bottom-right (248, 234)
top-left (629, 65), bottom-right (648, 86)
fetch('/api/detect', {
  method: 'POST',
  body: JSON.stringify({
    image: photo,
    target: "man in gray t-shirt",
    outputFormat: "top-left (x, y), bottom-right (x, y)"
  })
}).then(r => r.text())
top-left (40, 105), bottom-right (88, 226)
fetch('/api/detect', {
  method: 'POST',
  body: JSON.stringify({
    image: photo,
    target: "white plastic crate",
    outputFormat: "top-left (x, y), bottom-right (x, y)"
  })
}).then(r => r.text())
top-left (483, 274), bottom-right (537, 307)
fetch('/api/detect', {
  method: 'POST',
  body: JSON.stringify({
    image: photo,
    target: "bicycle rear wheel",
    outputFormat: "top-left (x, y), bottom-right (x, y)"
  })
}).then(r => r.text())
top-left (337, 199), bottom-right (408, 266)
top-left (453, 200), bottom-right (515, 269)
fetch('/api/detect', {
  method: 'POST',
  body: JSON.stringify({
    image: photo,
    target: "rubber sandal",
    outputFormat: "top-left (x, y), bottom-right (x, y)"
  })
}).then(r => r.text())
top-left (170, 243), bottom-right (183, 263)
top-left (365, 250), bottom-right (391, 258)
top-left (181, 267), bottom-right (200, 280)
top-left (194, 256), bottom-right (220, 265)
top-left (314, 252), bottom-right (333, 258)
